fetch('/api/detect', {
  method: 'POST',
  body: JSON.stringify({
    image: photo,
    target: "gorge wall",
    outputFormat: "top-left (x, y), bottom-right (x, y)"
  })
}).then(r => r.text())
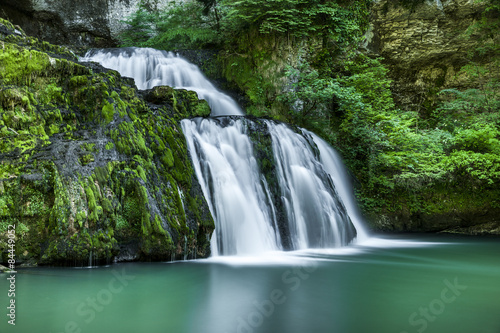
top-left (367, 0), bottom-right (492, 110)
top-left (0, 0), bottom-right (171, 47)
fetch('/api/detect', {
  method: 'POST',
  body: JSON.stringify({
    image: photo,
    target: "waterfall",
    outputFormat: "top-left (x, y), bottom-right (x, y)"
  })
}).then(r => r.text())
top-left (81, 48), bottom-right (243, 116)
top-left (83, 47), bottom-right (367, 256)
top-left (307, 131), bottom-right (369, 242)
top-left (267, 122), bottom-right (356, 249)
top-left (182, 118), bottom-right (282, 255)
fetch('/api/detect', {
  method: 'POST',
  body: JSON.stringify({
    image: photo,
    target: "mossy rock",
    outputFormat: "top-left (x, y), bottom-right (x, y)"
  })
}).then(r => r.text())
top-left (0, 17), bottom-right (215, 266)
top-left (143, 86), bottom-right (211, 118)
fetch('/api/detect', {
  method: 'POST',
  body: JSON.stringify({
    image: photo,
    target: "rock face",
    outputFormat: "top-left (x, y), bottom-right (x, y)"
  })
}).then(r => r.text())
top-left (0, 18), bottom-right (214, 266)
top-left (367, 0), bottom-right (489, 109)
top-left (0, 0), bottom-right (170, 47)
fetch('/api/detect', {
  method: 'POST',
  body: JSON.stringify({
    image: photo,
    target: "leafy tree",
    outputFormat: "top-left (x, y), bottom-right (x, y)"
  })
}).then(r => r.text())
top-left (119, 2), bottom-right (157, 46)
top-left (117, 0), bottom-right (500, 216)
top-left (119, 0), bottom-right (221, 49)
top-left (223, 0), bottom-right (366, 43)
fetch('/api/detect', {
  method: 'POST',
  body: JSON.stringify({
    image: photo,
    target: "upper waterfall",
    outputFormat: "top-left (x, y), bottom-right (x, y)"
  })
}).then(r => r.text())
top-left (82, 48), bottom-right (243, 116)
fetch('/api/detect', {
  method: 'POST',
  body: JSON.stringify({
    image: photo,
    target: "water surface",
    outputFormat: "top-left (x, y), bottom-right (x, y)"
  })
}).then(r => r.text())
top-left (1, 235), bottom-right (499, 333)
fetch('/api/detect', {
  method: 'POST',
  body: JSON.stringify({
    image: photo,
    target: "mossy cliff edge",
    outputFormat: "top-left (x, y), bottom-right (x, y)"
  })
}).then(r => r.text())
top-left (0, 19), bottom-right (214, 266)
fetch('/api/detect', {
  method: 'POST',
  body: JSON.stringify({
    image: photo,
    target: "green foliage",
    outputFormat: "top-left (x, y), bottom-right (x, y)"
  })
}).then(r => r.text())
top-left (119, 0), bottom-right (369, 50)
top-left (277, 37), bottom-right (499, 216)
top-left (118, 2), bottom-right (156, 46)
top-left (454, 123), bottom-right (500, 153)
top-left (224, 0), bottom-right (366, 43)
top-left (279, 63), bottom-right (341, 122)
top-left (464, 0), bottom-right (499, 60)
top-left (120, 0), bottom-right (221, 49)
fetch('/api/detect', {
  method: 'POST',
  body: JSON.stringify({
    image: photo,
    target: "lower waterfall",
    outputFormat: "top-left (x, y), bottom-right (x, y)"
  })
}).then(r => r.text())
top-left (83, 47), bottom-right (367, 256)
top-left (182, 118), bottom-right (358, 255)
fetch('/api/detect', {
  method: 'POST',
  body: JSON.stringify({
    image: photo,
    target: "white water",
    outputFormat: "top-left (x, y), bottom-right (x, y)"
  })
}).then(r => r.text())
top-left (84, 47), bottom-right (369, 256)
top-left (267, 121), bottom-right (356, 249)
top-left (182, 118), bottom-right (281, 255)
top-left (183, 118), bottom-right (358, 255)
top-left (308, 131), bottom-right (369, 241)
top-left (81, 48), bottom-right (243, 116)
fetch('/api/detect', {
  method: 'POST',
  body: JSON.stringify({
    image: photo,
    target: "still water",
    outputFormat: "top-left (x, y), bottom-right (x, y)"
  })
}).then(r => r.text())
top-left (1, 235), bottom-right (499, 333)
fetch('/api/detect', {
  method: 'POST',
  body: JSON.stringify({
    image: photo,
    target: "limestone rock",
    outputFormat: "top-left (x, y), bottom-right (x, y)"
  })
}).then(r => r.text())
top-left (0, 0), bottom-right (171, 47)
top-left (368, 0), bottom-right (491, 109)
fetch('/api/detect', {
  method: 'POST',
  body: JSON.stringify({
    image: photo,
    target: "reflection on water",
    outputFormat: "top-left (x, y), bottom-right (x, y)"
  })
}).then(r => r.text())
top-left (1, 235), bottom-right (499, 333)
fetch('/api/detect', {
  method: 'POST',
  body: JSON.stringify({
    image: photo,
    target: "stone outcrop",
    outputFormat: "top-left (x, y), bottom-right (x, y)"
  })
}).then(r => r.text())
top-left (0, 19), bottom-right (214, 266)
top-left (366, 0), bottom-right (491, 110)
top-left (0, 0), bottom-right (170, 47)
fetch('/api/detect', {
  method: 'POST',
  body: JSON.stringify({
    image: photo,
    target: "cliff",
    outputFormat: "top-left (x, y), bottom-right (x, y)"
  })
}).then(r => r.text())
top-left (0, 0), bottom-right (170, 47)
top-left (367, 0), bottom-right (495, 110)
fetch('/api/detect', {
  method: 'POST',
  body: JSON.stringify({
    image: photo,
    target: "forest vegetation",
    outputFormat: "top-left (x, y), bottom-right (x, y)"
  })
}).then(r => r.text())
top-left (119, 0), bottom-right (500, 230)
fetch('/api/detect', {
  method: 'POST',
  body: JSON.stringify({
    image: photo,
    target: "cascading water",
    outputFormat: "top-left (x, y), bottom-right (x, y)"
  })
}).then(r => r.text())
top-left (82, 48), bottom-right (243, 116)
top-left (267, 122), bottom-right (356, 249)
top-left (83, 47), bottom-right (367, 256)
top-left (307, 131), bottom-right (369, 242)
top-left (182, 118), bottom-right (282, 255)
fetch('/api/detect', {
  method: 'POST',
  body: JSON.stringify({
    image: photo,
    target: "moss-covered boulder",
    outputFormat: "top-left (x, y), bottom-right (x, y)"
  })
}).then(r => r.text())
top-left (0, 18), bottom-right (214, 266)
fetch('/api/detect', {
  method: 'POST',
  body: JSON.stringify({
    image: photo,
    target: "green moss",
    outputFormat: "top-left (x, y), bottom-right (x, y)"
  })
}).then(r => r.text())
top-left (48, 123), bottom-right (60, 135)
top-left (69, 76), bottom-right (88, 89)
top-left (80, 154), bottom-right (94, 166)
top-left (102, 101), bottom-right (115, 123)
top-left (75, 211), bottom-right (86, 228)
top-left (0, 44), bottom-right (51, 85)
top-left (41, 82), bottom-right (64, 103)
top-left (154, 214), bottom-right (167, 236)
top-left (105, 141), bottom-right (114, 150)
top-left (0, 17), bottom-right (215, 264)
top-left (85, 185), bottom-right (98, 221)
top-left (194, 100), bottom-right (211, 117)
top-left (102, 197), bottom-right (113, 214)
top-left (0, 18), bottom-right (17, 32)
top-left (93, 166), bottom-right (108, 184)
top-left (161, 149), bottom-right (175, 168)
top-left (82, 143), bottom-right (97, 152)
top-left (49, 169), bottom-right (71, 233)
top-left (136, 165), bottom-right (147, 182)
